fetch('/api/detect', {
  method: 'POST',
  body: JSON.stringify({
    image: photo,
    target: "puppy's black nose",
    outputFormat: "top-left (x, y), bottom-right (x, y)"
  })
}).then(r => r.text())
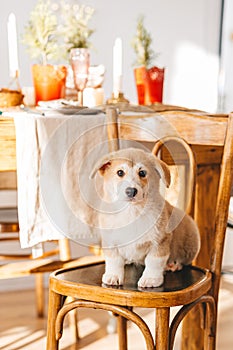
top-left (125, 187), bottom-right (138, 198)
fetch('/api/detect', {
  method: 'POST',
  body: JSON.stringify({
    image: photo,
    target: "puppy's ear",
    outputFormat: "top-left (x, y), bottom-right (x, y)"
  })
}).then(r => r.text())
top-left (90, 150), bottom-right (121, 179)
top-left (98, 161), bottom-right (112, 177)
top-left (152, 156), bottom-right (171, 188)
top-left (89, 156), bottom-right (112, 179)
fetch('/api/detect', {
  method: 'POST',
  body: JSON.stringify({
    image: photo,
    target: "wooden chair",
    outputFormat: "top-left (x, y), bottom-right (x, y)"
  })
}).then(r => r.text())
top-left (0, 157), bottom-right (95, 317)
top-left (46, 108), bottom-right (233, 349)
top-left (0, 171), bottom-right (74, 317)
top-left (0, 175), bottom-right (105, 322)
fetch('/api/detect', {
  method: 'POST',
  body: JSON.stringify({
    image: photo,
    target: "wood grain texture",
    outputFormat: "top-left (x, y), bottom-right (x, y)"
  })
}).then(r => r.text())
top-left (0, 117), bottom-right (17, 171)
top-left (119, 111), bottom-right (228, 146)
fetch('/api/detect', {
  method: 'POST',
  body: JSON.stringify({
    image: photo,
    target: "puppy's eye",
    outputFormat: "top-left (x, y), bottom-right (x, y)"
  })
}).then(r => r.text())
top-left (138, 170), bottom-right (147, 178)
top-left (117, 169), bottom-right (125, 177)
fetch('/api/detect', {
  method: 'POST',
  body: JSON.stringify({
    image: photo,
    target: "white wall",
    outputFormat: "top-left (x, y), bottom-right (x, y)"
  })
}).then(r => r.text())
top-left (219, 0), bottom-right (233, 113)
top-left (0, 0), bottom-right (222, 112)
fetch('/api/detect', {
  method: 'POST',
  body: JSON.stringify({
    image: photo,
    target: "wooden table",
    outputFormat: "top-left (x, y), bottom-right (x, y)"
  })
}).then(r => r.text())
top-left (0, 115), bottom-right (17, 189)
top-left (0, 106), bottom-right (227, 349)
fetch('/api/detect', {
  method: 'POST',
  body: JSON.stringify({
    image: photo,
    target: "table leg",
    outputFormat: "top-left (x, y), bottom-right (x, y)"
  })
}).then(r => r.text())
top-left (46, 287), bottom-right (63, 350)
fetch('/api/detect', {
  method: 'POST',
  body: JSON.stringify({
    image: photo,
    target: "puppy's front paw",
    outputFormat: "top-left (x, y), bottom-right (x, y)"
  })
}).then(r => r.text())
top-left (102, 273), bottom-right (124, 286)
top-left (138, 275), bottom-right (164, 288)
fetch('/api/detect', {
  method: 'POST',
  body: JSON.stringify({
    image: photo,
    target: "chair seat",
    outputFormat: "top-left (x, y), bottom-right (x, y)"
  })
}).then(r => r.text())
top-left (51, 261), bottom-right (212, 308)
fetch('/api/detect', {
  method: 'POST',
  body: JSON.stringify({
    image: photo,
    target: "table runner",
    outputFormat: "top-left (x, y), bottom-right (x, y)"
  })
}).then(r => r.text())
top-left (13, 112), bottom-right (109, 248)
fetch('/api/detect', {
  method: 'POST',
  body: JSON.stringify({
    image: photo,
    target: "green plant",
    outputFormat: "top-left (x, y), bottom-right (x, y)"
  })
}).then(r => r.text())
top-left (22, 0), bottom-right (60, 65)
top-left (132, 15), bottom-right (158, 68)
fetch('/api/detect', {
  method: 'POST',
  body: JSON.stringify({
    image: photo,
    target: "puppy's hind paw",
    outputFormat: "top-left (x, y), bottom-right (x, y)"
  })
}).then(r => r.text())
top-left (166, 261), bottom-right (183, 272)
top-left (138, 275), bottom-right (164, 288)
top-left (102, 273), bottom-right (123, 286)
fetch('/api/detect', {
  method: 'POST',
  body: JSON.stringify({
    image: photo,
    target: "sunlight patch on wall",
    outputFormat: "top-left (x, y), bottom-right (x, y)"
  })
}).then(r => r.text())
top-left (169, 41), bottom-right (219, 113)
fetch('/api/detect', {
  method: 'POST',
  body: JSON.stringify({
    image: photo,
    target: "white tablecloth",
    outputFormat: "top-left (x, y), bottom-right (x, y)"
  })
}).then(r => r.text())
top-left (13, 111), bottom-right (109, 248)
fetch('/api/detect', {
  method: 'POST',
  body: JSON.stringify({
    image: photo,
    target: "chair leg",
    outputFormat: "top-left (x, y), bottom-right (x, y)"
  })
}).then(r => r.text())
top-left (46, 288), bottom-right (63, 350)
top-left (117, 315), bottom-right (128, 350)
top-left (203, 298), bottom-right (217, 350)
top-left (156, 307), bottom-right (170, 350)
top-left (58, 239), bottom-right (79, 341)
top-left (35, 273), bottom-right (44, 318)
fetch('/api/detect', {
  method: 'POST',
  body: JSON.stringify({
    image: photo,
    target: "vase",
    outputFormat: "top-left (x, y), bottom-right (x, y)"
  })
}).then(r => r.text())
top-left (134, 66), bottom-right (165, 105)
top-left (147, 66), bottom-right (165, 104)
top-left (134, 66), bottom-right (148, 105)
top-left (70, 48), bottom-right (90, 106)
top-left (32, 64), bottom-right (67, 104)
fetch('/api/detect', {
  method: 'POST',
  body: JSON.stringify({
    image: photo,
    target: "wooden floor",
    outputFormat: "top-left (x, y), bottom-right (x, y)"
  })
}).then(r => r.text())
top-left (0, 274), bottom-right (233, 350)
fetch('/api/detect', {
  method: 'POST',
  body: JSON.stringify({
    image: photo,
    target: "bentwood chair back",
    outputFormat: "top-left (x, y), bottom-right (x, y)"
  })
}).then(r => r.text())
top-left (46, 108), bottom-right (233, 349)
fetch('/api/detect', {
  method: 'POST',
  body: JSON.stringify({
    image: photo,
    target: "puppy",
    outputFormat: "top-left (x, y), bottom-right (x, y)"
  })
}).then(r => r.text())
top-left (90, 148), bottom-right (200, 288)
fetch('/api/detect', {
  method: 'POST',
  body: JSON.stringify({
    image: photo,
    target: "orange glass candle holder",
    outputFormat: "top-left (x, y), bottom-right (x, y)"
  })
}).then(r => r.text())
top-left (147, 66), bottom-right (165, 104)
top-left (134, 66), bottom-right (165, 105)
top-left (134, 66), bottom-right (148, 105)
top-left (32, 64), bottom-right (67, 104)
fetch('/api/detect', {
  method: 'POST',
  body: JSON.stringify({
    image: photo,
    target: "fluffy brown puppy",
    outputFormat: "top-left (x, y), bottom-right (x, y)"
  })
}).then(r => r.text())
top-left (90, 148), bottom-right (200, 288)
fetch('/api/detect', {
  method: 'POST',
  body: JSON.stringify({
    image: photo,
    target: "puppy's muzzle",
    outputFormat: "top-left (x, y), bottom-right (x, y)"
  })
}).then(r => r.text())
top-left (125, 187), bottom-right (138, 198)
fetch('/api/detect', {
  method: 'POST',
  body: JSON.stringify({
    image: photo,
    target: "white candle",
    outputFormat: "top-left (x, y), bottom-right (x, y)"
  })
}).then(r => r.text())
top-left (7, 13), bottom-right (19, 78)
top-left (113, 37), bottom-right (123, 98)
top-left (83, 87), bottom-right (104, 107)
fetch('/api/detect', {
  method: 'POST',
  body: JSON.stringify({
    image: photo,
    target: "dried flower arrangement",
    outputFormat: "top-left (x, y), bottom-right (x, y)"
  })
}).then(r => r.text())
top-left (59, 1), bottom-right (95, 57)
top-left (21, 0), bottom-right (60, 65)
top-left (132, 14), bottom-right (158, 68)
top-left (22, 0), bottom-right (95, 65)
top-left (132, 15), bottom-right (164, 105)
